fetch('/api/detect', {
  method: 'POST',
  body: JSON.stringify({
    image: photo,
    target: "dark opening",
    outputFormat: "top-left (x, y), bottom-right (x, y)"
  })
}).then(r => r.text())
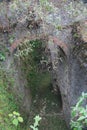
top-left (53, 84), bottom-right (63, 110)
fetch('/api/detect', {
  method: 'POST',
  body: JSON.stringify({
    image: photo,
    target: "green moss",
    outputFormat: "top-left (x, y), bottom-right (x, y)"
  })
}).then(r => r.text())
top-left (0, 68), bottom-right (26, 130)
top-left (0, 69), bottom-right (15, 128)
top-left (39, 116), bottom-right (68, 130)
top-left (28, 71), bottom-right (51, 96)
top-left (27, 85), bottom-right (67, 130)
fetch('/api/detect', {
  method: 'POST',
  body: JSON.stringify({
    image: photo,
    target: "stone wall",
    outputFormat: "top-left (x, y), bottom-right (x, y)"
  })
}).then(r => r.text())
top-left (48, 21), bottom-right (87, 126)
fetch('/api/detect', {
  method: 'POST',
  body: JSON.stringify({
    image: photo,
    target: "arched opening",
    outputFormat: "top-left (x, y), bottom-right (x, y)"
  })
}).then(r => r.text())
top-left (13, 38), bottom-right (67, 130)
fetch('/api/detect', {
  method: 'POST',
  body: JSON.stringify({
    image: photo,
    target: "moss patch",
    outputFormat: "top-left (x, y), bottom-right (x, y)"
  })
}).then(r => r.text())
top-left (26, 84), bottom-right (68, 130)
top-left (0, 67), bottom-right (27, 130)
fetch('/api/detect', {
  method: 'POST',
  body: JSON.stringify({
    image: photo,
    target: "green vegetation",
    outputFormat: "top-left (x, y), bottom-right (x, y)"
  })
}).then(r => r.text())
top-left (30, 115), bottom-right (42, 130)
top-left (28, 114), bottom-right (67, 130)
top-left (9, 111), bottom-right (23, 127)
top-left (0, 66), bottom-right (28, 130)
top-left (0, 44), bottom-right (7, 61)
top-left (0, 43), bottom-right (27, 130)
top-left (0, 52), bottom-right (5, 61)
top-left (0, 68), bottom-right (19, 130)
top-left (39, 116), bottom-right (68, 130)
top-left (17, 39), bottom-right (50, 97)
top-left (70, 92), bottom-right (87, 130)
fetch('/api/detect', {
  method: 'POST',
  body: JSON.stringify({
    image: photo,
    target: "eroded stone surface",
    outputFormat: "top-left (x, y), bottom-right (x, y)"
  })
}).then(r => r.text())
top-left (49, 20), bottom-right (87, 127)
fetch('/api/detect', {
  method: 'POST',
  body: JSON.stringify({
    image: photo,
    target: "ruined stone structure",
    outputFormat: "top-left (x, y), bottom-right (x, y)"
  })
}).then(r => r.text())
top-left (0, 0), bottom-right (87, 127)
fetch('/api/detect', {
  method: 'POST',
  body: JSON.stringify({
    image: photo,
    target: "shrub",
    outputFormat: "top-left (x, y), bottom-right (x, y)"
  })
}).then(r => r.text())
top-left (9, 111), bottom-right (23, 127)
top-left (30, 115), bottom-right (42, 130)
top-left (70, 92), bottom-right (87, 130)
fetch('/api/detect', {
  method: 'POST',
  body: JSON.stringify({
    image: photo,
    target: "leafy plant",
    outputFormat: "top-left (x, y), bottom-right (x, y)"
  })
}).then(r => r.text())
top-left (30, 115), bottom-right (42, 130)
top-left (0, 68), bottom-right (21, 130)
top-left (70, 92), bottom-right (87, 130)
top-left (0, 53), bottom-right (5, 61)
top-left (9, 111), bottom-right (23, 127)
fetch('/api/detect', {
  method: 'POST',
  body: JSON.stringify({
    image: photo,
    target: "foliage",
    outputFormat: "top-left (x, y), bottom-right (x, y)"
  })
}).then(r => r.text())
top-left (70, 92), bottom-right (87, 130)
top-left (15, 39), bottom-right (33, 58)
top-left (0, 68), bottom-right (20, 130)
top-left (9, 111), bottom-right (23, 127)
top-left (0, 52), bottom-right (5, 61)
top-left (0, 67), bottom-right (26, 130)
top-left (30, 115), bottom-right (42, 130)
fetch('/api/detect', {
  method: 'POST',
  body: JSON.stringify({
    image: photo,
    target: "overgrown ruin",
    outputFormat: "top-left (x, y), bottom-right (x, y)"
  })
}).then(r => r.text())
top-left (0, 0), bottom-right (87, 129)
